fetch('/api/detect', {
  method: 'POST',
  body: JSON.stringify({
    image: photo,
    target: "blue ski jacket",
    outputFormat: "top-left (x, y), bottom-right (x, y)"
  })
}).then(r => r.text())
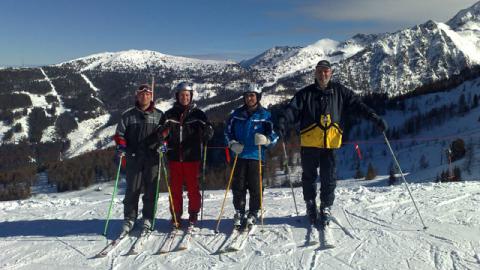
top-left (224, 105), bottom-right (279, 161)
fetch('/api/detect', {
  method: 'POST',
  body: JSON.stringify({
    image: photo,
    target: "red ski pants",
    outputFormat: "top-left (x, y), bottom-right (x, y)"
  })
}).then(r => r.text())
top-left (168, 161), bottom-right (201, 218)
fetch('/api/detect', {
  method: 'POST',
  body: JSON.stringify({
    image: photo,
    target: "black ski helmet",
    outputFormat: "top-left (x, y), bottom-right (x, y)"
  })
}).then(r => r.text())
top-left (174, 81), bottom-right (194, 103)
top-left (243, 83), bottom-right (262, 102)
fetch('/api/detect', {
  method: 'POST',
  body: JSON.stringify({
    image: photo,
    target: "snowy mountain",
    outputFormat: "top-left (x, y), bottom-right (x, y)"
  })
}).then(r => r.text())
top-left (333, 20), bottom-right (474, 96)
top-left (261, 2), bottom-right (480, 95)
top-left (241, 36), bottom-right (374, 86)
top-left (59, 49), bottom-right (239, 73)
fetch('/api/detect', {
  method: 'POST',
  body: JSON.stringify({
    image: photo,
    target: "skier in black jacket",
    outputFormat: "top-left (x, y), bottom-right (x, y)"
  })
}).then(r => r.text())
top-left (113, 84), bottom-right (164, 233)
top-left (277, 60), bottom-right (387, 228)
top-left (159, 82), bottom-right (214, 227)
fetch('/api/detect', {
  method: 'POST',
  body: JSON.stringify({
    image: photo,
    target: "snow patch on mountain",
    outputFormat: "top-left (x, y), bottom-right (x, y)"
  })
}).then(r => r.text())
top-left (66, 114), bottom-right (112, 158)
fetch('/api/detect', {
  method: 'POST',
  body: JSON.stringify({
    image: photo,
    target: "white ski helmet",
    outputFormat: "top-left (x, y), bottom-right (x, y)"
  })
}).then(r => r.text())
top-left (174, 81), bottom-right (194, 102)
top-left (243, 83), bottom-right (262, 101)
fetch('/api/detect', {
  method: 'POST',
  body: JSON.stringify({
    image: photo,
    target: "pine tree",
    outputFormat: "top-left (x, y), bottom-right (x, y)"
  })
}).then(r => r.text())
top-left (419, 154), bottom-right (429, 169)
top-left (388, 166), bottom-right (397, 185)
top-left (453, 166), bottom-right (462, 182)
top-left (365, 163), bottom-right (377, 180)
top-left (354, 164), bottom-right (364, 179)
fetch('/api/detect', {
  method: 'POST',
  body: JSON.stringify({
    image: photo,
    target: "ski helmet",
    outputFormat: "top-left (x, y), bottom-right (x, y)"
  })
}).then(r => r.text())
top-left (174, 81), bottom-right (194, 102)
top-left (243, 83), bottom-right (262, 101)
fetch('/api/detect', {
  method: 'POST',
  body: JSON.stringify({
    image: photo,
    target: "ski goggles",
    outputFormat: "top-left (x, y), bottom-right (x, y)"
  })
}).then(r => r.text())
top-left (136, 84), bottom-right (153, 94)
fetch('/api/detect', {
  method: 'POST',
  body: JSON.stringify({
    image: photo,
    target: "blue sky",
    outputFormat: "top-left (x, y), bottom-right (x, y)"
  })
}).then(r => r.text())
top-left (0, 0), bottom-right (478, 66)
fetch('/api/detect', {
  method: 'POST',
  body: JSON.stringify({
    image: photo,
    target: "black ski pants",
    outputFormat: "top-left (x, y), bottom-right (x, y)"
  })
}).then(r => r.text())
top-left (300, 147), bottom-right (336, 208)
top-left (123, 153), bottom-right (159, 221)
top-left (232, 158), bottom-right (264, 214)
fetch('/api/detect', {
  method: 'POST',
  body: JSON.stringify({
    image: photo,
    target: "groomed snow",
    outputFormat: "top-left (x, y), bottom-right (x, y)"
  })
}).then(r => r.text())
top-left (0, 178), bottom-right (479, 270)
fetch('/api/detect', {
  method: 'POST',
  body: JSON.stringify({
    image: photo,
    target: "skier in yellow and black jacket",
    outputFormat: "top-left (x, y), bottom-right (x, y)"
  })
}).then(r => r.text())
top-left (277, 60), bottom-right (387, 228)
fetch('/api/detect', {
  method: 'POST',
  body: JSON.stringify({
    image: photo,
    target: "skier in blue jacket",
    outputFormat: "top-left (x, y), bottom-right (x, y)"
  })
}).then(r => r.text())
top-left (224, 83), bottom-right (279, 228)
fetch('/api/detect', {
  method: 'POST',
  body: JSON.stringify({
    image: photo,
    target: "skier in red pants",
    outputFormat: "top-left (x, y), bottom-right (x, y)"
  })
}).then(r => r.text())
top-left (159, 82), bottom-right (214, 227)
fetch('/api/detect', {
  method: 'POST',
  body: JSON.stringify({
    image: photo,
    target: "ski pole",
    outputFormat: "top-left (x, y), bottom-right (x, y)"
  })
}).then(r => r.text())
top-left (281, 141), bottom-right (299, 216)
top-left (151, 149), bottom-right (163, 230)
top-left (215, 154), bottom-right (238, 233)
top-left (103, 154), bottom-right (124, 236)
top-left (382, 132), bottom-right (428, 230)
top-left (200, 142), bottom-right (208, 227)
top-left (258, 145), bottom-right (264, 227)
top-left (160, 146), bottom-right (179, 228)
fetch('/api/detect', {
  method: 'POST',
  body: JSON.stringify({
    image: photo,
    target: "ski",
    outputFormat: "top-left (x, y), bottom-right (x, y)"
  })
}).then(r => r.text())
top-left (94, 232), bottom-right (129, 258)
top-left (155, 228), bottom-right (181, 254)
top-left (329, 215), bottom-right (357, 239)
top-left (306, 224), bottom-right (320, 246)
top-left (215, 227), bottom-right (242, 254)
top-left (177, 226), bottom-right (196, 251)
top-left (125, 229), bottom-right (152, 256)
top-left (225, 225), bottom-right (255, 252)
top-left (319, 225), bottom-right (335, 249)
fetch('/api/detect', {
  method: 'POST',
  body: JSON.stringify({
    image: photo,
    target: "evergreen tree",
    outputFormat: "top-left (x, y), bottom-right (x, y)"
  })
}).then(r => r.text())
top-left (354, 164), bottom-right (364, 179)
top-left (419, 154), bottom-right (429, 169)
top-left (365, 163), bottom-right (377, 180)
top-left (388, 165), bottom-right (397, 185)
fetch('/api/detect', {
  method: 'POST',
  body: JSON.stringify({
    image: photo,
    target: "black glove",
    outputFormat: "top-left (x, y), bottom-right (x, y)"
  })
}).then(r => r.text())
top-left (203, 125), bottom-right (214, 142)
top-left (276, 117), bottom-right (286, 138)
top-left (371, 114), bottom-right (388, 132)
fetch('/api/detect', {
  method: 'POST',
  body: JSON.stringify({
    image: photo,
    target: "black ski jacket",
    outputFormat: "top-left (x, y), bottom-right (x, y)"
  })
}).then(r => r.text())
top-left (114, 102), bottom-right (164, 158)
top-left (280, 81), bottom-right (378, 148)
top-left (162, 102), bottom-right (212, 162)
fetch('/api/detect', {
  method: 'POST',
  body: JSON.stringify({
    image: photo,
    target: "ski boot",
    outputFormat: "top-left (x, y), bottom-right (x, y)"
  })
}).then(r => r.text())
top-left (233, 210), bottom-right (245, 229)
top-left (141, 219), bottom-right (153, 234)
top-left (120, 218), bottom-right (135, 237)
top-left (188, 212), bottom-right (198, 228)
top-left (246, 211), bottom-right (258, 229)
top-left (319, 207), bottom-right (332, 229)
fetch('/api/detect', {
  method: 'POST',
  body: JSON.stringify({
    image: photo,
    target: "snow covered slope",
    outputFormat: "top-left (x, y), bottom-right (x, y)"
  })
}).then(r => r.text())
top-left (0, 179), bottom-right (479, 270)
top-left (58, 49), bottom-right (238, 73)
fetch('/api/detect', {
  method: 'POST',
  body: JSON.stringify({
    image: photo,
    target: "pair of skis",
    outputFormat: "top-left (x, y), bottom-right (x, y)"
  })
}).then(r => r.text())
top-left (156, 225), bottom-right (195, 254)
top-left (216, 224), bottom-right (256, 254)
top-left (304, 215), bottom-right (357, 249)
top-left (94, 225), bottom-right (196, 258)
top-left (305, 224), bottom-right (335, 249)
top-left (94, 228), bottom-right (152, 258)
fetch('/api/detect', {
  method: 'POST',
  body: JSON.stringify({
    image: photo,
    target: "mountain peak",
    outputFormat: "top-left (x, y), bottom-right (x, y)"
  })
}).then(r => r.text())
top-left (446, 1), bottom-right (480, 29)
top-left (58, 49), bottom-right (234, 72)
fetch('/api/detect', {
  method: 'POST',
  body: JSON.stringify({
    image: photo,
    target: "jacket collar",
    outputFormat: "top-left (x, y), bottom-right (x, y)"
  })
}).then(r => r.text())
top-left (314, 79), bottom-right (334, 95)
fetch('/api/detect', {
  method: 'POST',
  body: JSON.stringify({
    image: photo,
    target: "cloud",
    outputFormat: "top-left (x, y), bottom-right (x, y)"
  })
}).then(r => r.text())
top-left (295, 0), bottom-right (478, 24)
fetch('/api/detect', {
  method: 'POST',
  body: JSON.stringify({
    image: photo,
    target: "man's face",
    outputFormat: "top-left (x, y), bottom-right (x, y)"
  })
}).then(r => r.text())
top-left (178, 90), bottom-right (191, 106)
top-left (315, 66), bottom-right (332, 86)
top-left (136, 91), bottom-right (152, 107)
top-left (244, 92), bottom-right (258, 108)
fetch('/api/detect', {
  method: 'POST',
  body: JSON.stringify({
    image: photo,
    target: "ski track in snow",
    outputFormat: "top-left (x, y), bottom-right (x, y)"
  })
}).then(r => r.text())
top-left (0, 181), bottom-right (479, 270)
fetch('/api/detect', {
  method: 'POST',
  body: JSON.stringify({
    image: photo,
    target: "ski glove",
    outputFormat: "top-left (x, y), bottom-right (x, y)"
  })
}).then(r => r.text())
top-left (203, 125), bottom-right (214, 142)
top-left (371, 114), bottom-right (388, 132)
top-left (229, 140), bottom-right (244, 155)
top-left (254, 133), bottom-right (270, 146)
top-left (115, 145), bottom-right (126, 158)
top-left (157, 142), bottom-right (168, 153)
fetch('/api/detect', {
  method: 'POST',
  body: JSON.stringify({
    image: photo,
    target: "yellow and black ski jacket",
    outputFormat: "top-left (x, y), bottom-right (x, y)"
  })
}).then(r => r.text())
top-left (282, 81), bottom-right (377, 149)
